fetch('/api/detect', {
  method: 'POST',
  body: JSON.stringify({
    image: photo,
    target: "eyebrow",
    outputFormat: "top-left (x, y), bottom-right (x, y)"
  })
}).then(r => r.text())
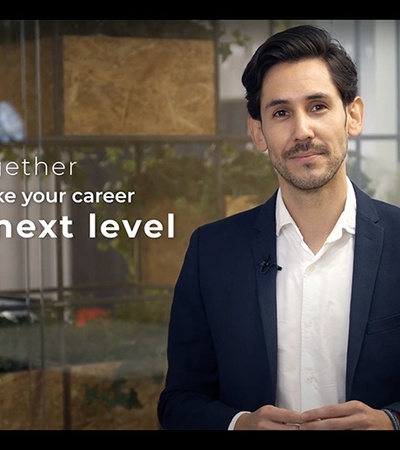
top-left (265, 92), bottom-right (332, 110)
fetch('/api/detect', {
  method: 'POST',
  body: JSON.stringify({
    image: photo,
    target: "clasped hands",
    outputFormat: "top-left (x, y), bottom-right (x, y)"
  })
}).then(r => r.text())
top-left (234, 400), bottom-right (395, 430)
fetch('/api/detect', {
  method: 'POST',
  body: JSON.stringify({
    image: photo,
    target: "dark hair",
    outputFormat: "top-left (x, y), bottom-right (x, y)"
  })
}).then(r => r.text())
top-left (241, 24), bottom-right (359, 120)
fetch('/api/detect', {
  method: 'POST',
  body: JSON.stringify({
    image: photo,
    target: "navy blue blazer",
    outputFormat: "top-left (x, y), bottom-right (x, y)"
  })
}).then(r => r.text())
top-left (157, 183), bottom-right (400, 430)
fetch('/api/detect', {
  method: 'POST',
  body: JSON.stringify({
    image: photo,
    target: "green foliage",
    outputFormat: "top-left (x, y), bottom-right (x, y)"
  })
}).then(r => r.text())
top-left (215, 23), bottom-right (251, 62)
top-left (84, 142), bottom-right (278, 281)
top-left (0, 319), bottom-right (31, 372)
top-left (220, 142), bottom-right (278, 201)
top-left (114, 297), bottom-right (171, 325)
top-left (83, 378), bottom-right (143, 412)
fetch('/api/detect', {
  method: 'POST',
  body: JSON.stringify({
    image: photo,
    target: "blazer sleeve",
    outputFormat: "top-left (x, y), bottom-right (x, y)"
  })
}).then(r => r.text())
top-left (157, 227), bottom-right (242, 430)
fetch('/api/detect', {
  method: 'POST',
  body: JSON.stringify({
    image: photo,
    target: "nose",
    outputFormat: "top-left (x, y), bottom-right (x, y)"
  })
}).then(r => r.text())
top-left (292, 112), bottom-right (315, 142)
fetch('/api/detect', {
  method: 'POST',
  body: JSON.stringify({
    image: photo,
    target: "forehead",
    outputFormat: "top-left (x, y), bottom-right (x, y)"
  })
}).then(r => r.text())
top-left (261, 58), bottom-right (339, 103)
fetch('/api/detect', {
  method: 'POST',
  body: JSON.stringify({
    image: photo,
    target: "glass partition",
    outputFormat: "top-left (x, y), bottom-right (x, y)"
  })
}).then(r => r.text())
top-left (0, 19), bottom-right (398, 430)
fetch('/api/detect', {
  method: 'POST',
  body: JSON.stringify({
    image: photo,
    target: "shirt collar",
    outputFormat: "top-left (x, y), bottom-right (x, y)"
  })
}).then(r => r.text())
top-left (276, 189), bottom-right (294, 236)
top-left (276, 176), bottom-right (356, 238)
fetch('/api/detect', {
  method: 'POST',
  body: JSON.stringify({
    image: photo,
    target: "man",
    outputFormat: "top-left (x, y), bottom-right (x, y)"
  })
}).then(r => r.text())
top-left (157, 24), bottom-right (400, 430)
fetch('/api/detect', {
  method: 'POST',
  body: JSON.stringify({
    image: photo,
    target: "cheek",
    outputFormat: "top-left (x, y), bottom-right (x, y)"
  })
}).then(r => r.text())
top-left (263, 126), bottom-right (288, 153)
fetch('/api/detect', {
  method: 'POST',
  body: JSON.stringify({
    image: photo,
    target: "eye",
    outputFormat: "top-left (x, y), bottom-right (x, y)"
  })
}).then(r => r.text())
top-left (311, 104), bottom-right (327, 112)
top-left (273, 109), bottom-right (289, 118)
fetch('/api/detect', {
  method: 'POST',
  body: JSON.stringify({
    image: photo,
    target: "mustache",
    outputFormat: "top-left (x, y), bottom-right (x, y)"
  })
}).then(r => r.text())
top-left (284, 142), bottom-right (329, 158)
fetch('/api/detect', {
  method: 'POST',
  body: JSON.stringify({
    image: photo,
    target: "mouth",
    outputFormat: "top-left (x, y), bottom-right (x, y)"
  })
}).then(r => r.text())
top-left (289, 152), bottom-right (324, 163)
top-left (285, 142), bottom-right (328, 161)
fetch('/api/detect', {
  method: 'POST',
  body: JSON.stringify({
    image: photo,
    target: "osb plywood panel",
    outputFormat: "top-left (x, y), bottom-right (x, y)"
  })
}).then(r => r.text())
top-left (141, 200), bottom-right (208, 285)
top-left (0, 363), bottom-right (162, 430)
top-left (0, 38), bottom-right (55, 136)
top-left (69, 363), bottom-right (162, 430)
top-left (0, 368), bottom-right (63, 430)
top-left (141, 196), bottom-right (260, 285)
top-left (63, 36), bottom-right (216, 136)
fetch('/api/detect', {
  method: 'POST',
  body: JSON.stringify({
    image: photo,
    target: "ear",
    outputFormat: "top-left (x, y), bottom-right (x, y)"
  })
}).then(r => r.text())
top-left (247, 115), bottom-right (268, 152)
top-left (347, 96), bottom-right (364, 137)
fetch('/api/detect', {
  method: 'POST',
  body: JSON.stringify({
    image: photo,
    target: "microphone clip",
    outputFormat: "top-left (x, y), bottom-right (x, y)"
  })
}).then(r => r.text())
top-left (260, 256), bottom-right (282, 274)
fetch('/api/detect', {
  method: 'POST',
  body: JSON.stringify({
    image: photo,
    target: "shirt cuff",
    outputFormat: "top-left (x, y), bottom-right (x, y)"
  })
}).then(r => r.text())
top-left (228, 411), bottom-right (251, 430)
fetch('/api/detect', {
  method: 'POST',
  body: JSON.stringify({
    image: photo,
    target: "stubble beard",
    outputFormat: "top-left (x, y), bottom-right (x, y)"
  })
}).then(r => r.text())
top-left (270, 140), bottom-right (348, 191)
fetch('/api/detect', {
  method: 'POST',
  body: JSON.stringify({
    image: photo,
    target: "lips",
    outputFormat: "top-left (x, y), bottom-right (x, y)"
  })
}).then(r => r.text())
top-left (285, 143), bottom-right (328, 159)
top-left (289, 152), bottom-right (324, 161)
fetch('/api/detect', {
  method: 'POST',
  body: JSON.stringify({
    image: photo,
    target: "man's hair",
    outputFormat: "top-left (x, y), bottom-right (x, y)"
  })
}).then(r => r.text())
top-left (241, 24), bottom-right (359, 120)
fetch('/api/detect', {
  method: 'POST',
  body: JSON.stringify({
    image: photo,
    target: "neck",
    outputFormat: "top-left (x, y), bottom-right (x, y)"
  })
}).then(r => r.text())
top-left (280, 174), bottom-right (348, 254)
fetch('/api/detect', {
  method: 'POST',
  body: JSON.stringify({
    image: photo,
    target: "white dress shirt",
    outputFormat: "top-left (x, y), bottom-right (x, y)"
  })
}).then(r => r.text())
top-left (229, 177), bottom-right (356, 429)
top-left (275, 177), bottom-right (356, 411)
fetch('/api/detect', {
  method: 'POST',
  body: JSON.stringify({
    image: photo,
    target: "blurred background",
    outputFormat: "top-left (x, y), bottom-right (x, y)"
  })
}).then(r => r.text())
top-left (0, 19), bottom-right (398, 429)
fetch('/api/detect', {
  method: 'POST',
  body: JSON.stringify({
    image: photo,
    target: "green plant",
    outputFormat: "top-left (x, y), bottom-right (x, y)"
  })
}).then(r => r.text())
top-left (83, 378), bottom-right (143, 412)
top-left (74, 142), bottom-right (278, 282)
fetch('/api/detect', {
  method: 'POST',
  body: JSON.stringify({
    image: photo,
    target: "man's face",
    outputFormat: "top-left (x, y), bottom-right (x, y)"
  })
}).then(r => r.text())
top-left (253, 58), bottom-right (360, 191)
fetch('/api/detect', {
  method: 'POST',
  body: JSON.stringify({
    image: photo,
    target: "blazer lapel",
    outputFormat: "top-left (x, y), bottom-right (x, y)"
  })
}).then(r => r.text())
top-left (346, 185), bottom-right (384, 398)
top-left (251, 193), bottom-right (279, 393)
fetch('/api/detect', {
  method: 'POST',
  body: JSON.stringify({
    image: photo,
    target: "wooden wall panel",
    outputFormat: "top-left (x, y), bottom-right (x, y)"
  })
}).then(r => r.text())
top-left (0, 363), bottom-right (162, 430)
top-left (63, 36), bottom-right (216, 136)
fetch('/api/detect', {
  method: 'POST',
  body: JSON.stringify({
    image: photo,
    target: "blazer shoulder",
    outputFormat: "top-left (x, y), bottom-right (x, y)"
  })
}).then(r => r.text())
top-left (197, 192), bottom-right (277, 237)
top-left (198, 204), bottom-right (263, 237)
top-left (354, 182), bottom-right (400, 225)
